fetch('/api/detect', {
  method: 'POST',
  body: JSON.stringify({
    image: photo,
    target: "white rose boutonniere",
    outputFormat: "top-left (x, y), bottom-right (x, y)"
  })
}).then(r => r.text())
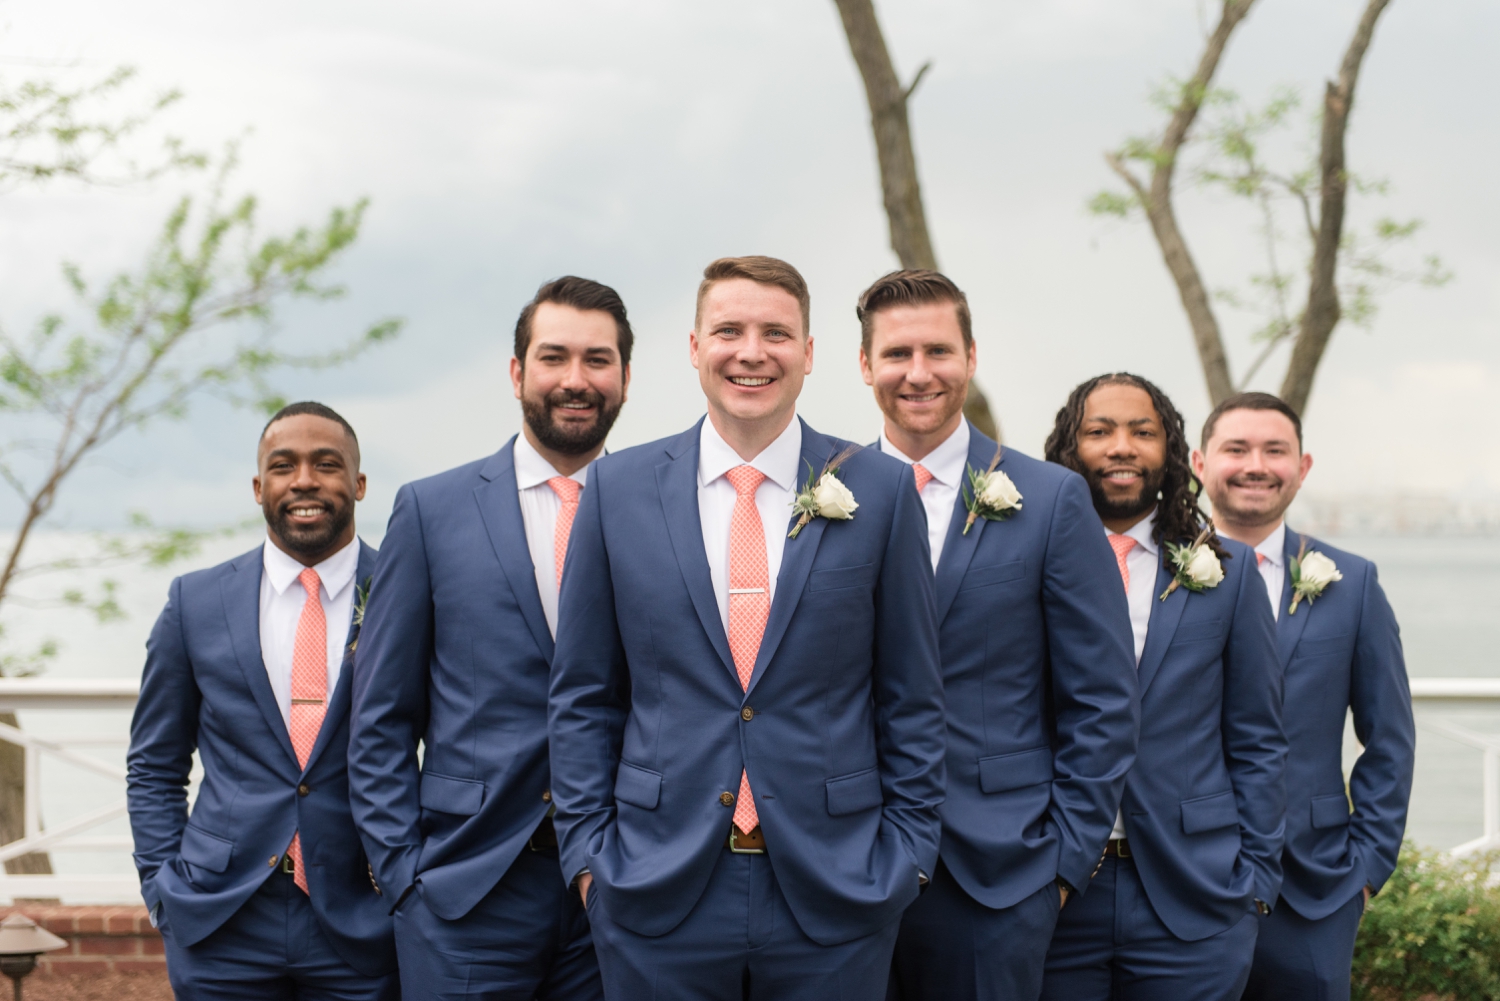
top-left (348, 575), bottom-right (372, 653)
top-left (789, 444), bottom-right (863, 539)
top-left (1288, 538), bottom-right (1341, 615)
top-left (1159, 525), bottom-right (1225, 601)
top-left (961, 446), bottom-right (1021, 535)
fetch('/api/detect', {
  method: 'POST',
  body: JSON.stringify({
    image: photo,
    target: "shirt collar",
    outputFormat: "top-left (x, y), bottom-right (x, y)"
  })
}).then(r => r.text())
top-left (513, 433), bottom-right (590, 491)
top-left (1107, 508), bottom-right (1160, 557)
top-left (699, 413), bottom-right (802, 491)
top-left (879, 419), bottom-right (970, 489)
top-left (1254, 521), bottom-right (1286, 568)
top-left (262, 534), bottom-right (360, 600)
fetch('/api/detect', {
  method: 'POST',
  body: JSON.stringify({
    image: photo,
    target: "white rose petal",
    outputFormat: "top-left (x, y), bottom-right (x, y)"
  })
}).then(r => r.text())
top-left (1184, 545), bottom-right (1224, 588)
top-left (979, 471), bottom-right (1022, 511)
top-left (813, 473), bottom-right (858, 520)
top-left (1299, 551), bottom-right (1343, 588)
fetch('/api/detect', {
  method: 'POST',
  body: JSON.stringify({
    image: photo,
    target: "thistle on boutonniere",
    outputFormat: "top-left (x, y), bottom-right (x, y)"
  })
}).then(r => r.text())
top-left (1288, 536), bottom-right (1341, 615)
top-left (348, 575), bottom-right (373, 652)
top-left (961, 445), bottom-right (1021, 535)
top-left (1159, 524), bottom-right (1225, 601)
top-left (788, 444), bottom-right (862, 539)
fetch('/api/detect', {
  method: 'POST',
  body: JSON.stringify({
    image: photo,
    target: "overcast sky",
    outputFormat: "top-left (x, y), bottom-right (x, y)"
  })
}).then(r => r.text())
top-left (3, 0), bottom-right (1497, 538)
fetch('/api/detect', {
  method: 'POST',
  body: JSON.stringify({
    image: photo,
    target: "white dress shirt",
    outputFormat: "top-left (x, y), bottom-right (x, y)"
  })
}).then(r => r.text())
top-left (513, 434), bottom-right (590, 637)
top-left (880, 419), bottom-right (970, 572)
top-left (698, 415), bottom-right (802, 632)
top-left (259, 535), bottom-right (360, 731)
top-left (1253, 521), bottom-right (1287, 622)
top-left (1108, 509), bottom-right (1159, 840)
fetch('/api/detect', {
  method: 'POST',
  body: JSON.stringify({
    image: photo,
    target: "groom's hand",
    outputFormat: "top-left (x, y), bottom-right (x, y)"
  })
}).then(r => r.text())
top-left (578, 872), bottom-right (593, 906)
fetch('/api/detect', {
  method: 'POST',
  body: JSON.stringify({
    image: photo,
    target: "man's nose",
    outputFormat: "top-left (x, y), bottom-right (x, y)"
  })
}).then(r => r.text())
top-left (559, 357), bottom-right (590, 390)
top-left (906, 352), bottom-right (932, 386)
top-left (736, 331), bottom-right (769, 363)
top-left (1105, 430), bottom-right (1137, 457)
top-left (291, 462), bottom-right (320, 490)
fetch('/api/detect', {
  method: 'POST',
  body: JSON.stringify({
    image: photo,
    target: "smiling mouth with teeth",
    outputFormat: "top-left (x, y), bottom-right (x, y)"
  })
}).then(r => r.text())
top-left (727, 376), bottom-right (773, 387)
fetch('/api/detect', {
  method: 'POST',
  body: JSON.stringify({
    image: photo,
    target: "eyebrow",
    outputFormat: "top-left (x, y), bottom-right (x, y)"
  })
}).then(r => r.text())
top-left (265, 447), bottom-right (346, 462)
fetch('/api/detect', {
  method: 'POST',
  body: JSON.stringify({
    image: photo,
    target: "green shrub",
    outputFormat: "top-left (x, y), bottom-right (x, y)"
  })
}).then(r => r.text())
top-left (1353, 841), bottom-right (1500, 1001)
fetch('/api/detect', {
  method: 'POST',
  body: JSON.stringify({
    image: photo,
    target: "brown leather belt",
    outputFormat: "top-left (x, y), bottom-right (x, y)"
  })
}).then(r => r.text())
top-left (528, 816), bottom-right (559, 852)
top-left (725, 825), bottom-right (766, 854)
top-left (1103, 838), bottom-right (1132, 859)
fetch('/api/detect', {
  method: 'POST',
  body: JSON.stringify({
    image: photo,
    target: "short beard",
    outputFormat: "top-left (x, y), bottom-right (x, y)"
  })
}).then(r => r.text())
top-left (1085, 465), bottom-right (1166, 523)
top-left (265, 499), bottom-right (353, 560)
top-left (522, 386), bottom-right (622, 457)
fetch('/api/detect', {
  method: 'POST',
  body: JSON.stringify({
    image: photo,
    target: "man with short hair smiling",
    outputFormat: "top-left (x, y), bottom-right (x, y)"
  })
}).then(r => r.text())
top-left (548, 256), bottom-right (946, 1000)
top-left (857, 269), bottom-right (1138, 1001)
top-left (1040, 374), bottom-right (1285, 1001)
top-left (1194, 392), bottom-right (1413, 1001)
top-left (350, 276), bottom-right (631, 1000)
top-left (128, 402), bottom-right (395, 999)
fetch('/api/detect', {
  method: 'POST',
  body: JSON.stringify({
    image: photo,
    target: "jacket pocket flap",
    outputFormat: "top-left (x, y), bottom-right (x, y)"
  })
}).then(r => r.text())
top-left (179, 824), bottom-right (233, 874)
top-left (419, 772), bottom-right (485, 816)
top-left (1311, 793), bottom-right (1351, 829)
top-left (1172, 619), bottom-right (1227, 644)
top-left (961, 560), bottom-right (1028, 591)
top-left (1181, 791), bottom-right (1238, 834)
top-left (614, 761), bottom-right (662, 810)
top-left (808, 563), bottom-right (877, 592)
top-left (978, 746), bottom-right (1053, 793)
top-left (1296, 635), bottom-right (1353, 658)
top-left (826, 767), bottom-right (883, 816)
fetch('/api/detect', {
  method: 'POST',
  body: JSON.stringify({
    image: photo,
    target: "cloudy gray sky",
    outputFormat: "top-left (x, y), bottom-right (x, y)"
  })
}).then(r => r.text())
top-left (3, 0), bottom-right (1497, 537)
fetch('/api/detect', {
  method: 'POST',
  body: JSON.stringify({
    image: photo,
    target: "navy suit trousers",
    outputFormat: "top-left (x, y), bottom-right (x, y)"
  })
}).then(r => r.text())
top-left (1041, 857), bottom-right (1258, 1001)
top-left (1242, 891), bottom-right (1364, 1001)
top-left (889, 860), bottom-right (1059, 1001)
top-left (589, 847), bottom-right (899, 1001)
top-left (394, 845), bottom-right (602, 1001)
top-left (161, 871), bottom-right (398, 1001)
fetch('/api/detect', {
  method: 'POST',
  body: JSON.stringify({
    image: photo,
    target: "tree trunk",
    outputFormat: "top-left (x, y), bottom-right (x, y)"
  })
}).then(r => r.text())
top-left (1280, 0), bottom-right (1394, 415)
top-left (0, 712), bottom-right (53, 875)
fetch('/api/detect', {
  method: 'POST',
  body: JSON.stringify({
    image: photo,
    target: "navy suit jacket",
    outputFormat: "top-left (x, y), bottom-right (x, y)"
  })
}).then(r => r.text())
top-left (126, 542), bottom-right (391, 975)
top-left (348, 438), bottom-right (559, 921)
top-left (1123, 536), bottom-right (1287, 942)
top-left (548, 419), bottom-right (947, 947)
top-left (1274, 529), bottom-right (1413, 920)
top-left (884, 428), bottom-right (1138, 908)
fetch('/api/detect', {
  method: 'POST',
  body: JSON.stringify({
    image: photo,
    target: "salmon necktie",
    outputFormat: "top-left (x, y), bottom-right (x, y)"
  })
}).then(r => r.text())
top-left (1107, 534), bottom-right (1136, 592)
top-left (912, 463), bottom-right (934, 494)
top-left (287, 567), bottom-right (327, 895)
top-left (548, 476), bottom-right (582, 588)
top-left (724, 465), bottom-right (769, 836)
top-left (1256, 552), bottom-right (1268, 567)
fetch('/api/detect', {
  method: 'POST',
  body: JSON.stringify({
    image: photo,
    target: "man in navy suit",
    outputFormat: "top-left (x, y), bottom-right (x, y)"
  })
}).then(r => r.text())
top-left (548, 256), bottom-right (947, 1000)
top-left (128, 402), bottom-right (395, 999)
top-left (348, 276), bottom-right (632, 1000)
top-left (1192, 392), bottom-right (1414, 1001)
top-left (857, 270), bottom-right (1138, 1001)
top-left (1040, 374), bottom-right (1287, 1001)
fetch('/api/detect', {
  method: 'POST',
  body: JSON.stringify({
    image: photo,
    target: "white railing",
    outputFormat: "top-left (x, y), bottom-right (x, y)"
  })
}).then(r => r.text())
top-left (0, 677), bottom-right (1494, 902)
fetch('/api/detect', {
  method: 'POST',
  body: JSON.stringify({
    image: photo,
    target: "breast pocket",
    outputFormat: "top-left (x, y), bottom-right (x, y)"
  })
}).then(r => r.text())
top-left (808, 563), bottom-right (878, 593)
top-left (1170, 619), bottom-right (1227, 647)
top-left (1295, 635), bottom-right (1354, 660)
top-left (960, 561), bottom-right (1027, 592)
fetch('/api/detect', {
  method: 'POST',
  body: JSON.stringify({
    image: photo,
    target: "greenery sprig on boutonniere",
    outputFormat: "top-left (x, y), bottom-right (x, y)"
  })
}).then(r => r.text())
top-left (1159, 524), bottom-right (1225, 601)
top-left (788, 443), bottom-right (862, 539)
top-left (961, 445), bottom-right (1021, 535)
top-left (1288, 536), bottom-right (1341, 615)
top-left (348, 575), bottom-right (372, 653)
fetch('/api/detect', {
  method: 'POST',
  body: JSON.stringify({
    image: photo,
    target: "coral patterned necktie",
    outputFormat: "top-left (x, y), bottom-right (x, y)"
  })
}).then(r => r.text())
top-left (1256, 552), bottom-right (1268, 567)
top-left (548, 476), bottom-right (582, 588)
top-left (286, 567), bottom-right (326, 895)
top-left (912, 463), bottom-right (934, 494)
top-left (724, 465), bottom-right (769, 836)
top-left (1107, 534), bottom-right (1136, 592)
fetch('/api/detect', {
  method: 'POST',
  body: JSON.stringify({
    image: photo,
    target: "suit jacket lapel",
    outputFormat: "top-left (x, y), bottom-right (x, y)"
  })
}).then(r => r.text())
top-left (1277, 527), bottom-right (1312, 663)
top-left (1136, 552), bottom-right (1186, 698)
top-left (475, 438), bottom-right (555, 662)
top-left (303, 542), bottom-right (376, 775)
top-left (221, 547), bottom-right (298, 768)
top-left (934, 426), bottom-right (996, 622)
top-left (657, 424), bottom-right (739, 688)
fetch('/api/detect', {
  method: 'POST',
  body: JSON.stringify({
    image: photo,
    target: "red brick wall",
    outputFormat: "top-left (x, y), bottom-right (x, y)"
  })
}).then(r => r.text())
top-left (0, 905), bottom-right (165, 978)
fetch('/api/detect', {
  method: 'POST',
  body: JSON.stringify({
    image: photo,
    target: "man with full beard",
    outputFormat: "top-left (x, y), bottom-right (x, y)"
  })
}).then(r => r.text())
top-left (129, 403), bottom-right (395, 998)
top-left (350, 276), bottom-right (630, 1000)
top-left (1040, 374), bottom-right (1286, 1001)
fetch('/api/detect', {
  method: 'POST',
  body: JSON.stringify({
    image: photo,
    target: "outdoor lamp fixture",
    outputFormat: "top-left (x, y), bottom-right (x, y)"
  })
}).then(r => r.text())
top-left (0, 914), bottom-right (67, 1000)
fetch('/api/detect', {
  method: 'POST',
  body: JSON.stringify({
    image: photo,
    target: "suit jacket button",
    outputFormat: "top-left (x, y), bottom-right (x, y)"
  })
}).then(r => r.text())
top-left (741, 706), bottom-right (754, 721)
top-left (297, 783), bottom-right (310, 797)
top-left (268, 856), bottom-right (278, 868)
top-left (542, 790), bottom-right (552, 803)
top-left (719, 791), bottom-right (735, 807)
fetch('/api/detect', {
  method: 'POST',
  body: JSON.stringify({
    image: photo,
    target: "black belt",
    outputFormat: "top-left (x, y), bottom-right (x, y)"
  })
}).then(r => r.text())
top-left (528, 816), bottom-right (559, 852)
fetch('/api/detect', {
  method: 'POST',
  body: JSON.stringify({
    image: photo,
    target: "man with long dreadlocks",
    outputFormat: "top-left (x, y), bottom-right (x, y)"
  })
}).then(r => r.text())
top-left (1039, 373), bottom-right (1287, 1001)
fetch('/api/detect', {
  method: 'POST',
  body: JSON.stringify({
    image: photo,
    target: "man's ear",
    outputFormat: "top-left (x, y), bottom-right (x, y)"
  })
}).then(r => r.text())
top-left (1298, 451), bottom-right (1314, 485)
top-left (858, 348), bottom-right (874, 387)
top-left (1190, 448), bottom-right (1206, 479)
top-left (509, 356), bottom-right (525, 400)
top-left (252, 475), bottom-right (263, 505)
top-left (688, 330), bottom-right (701, 371)
top-left (354, 472), bottom-right (368, 502)
top-left (620, 363), bottom-right (631, 403)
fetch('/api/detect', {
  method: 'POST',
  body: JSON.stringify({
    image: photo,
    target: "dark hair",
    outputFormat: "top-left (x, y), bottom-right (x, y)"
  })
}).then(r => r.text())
top-left (514, 276), bottom-right (634, 367)
top-left (260, 401), bottom-right (359, 457)
top-left (855, 269), bottom-right (973, 356)
top-left (695, 256), bottom-right (810, 335)
top-left (1044, 372), bottom-right (1227, 557)
top-left (1201, 391), bottom-right (1303, 451)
